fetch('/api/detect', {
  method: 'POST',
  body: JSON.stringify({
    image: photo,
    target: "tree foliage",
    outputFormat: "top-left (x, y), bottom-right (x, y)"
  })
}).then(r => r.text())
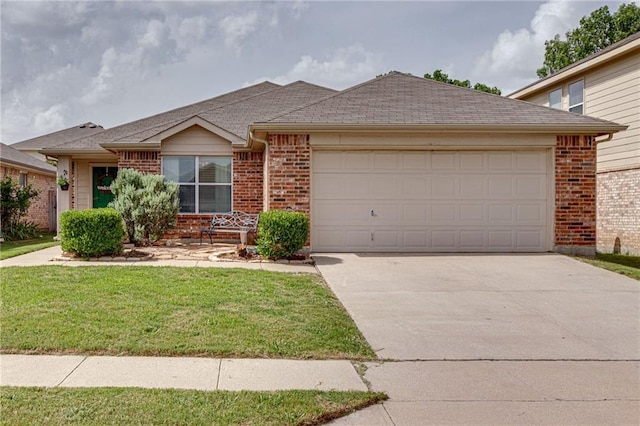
top-left (0, 176), bottom-right (40, 241)
top-left (109, 168), bottom-right (179, 246)
top-left (423, 69), bottom-right (501, 95)
top-left (537, 3), bottom-right (640, 78)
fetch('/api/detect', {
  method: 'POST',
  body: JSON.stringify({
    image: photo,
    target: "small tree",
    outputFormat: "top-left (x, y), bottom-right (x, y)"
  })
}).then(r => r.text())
top-left (0, 176), bottom-right (40, 241)
top-left (109, 168), bottom-right (179, 246)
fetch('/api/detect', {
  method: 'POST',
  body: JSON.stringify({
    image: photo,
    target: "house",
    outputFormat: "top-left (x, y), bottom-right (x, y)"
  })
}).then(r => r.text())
top-left (509, 31), bottom-right (640, 255)
top-left (0, 142), bottom-right (57, 231)
top-left (10, 122), bottom-right (104, 162)
top-left (40, 72), bottom-right (626, 255)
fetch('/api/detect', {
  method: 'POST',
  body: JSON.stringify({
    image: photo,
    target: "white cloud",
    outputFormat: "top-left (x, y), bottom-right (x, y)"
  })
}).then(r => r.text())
top-left (249, 44), bottom-right (383, 89)
top-left (472, 0), bottom-right (583, 92)
top-left (34, 104), bottom-right (68, 134)
top-left (218, 11), bottom-right (259, 53)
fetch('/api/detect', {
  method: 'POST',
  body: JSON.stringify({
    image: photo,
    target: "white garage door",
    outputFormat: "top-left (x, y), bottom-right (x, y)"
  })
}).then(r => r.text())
top-left (311, 150), bottom-right (550, 252)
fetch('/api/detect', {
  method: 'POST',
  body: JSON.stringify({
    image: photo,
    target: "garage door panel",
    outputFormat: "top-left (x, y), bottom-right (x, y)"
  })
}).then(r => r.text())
top-left (312, 150), bottom-right (550, 252)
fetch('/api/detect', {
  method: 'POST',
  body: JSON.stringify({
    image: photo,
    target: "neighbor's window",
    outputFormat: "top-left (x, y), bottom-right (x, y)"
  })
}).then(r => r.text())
top-left (568, 80), bottom-right (584, 114)
top-left (162, 156), bottom-right (232, 213)
top-left (548, 88), bottom-right (562, 109)
top-left (19, 173), bottom-right (27, 188)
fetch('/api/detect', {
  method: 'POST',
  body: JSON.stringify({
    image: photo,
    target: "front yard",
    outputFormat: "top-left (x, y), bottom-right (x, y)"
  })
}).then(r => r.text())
top-left (577, 253), bottom-right (640, 281)
top-left (1, 387), bottom-right (385, 426)
top-left (1, 266), bottom-right (375, 359)
top-left (0, 232), bottom-right (58, 260)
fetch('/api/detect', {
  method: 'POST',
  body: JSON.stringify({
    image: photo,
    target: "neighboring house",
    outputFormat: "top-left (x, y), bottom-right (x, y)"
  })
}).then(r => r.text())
top-left (509, 31), bottom-right (640, 255)
top-left (0, 142), bottom-right (57, 231)
top-left (41, 72), bottom-right (626, 255)
top-left (10, 122), bottom-right (104, 162)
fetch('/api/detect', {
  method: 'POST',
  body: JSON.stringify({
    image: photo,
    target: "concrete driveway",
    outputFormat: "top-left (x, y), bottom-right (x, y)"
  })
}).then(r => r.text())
top-left (316, 254), bottom-right (640, 425)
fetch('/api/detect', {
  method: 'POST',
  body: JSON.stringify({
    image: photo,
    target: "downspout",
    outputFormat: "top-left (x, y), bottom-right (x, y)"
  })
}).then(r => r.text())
top-left (249, 130), bottom-right (269, 211)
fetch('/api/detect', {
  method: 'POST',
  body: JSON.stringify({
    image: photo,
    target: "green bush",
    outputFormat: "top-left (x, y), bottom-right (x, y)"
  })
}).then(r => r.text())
top-left (109, 168), bottom-right (179, 246)
top-left (0, 176), bottom-right (40, 241)
top-left (257, 210), bottom-right (309, 259)
top-left (60, 209), bottom-right (124, 257)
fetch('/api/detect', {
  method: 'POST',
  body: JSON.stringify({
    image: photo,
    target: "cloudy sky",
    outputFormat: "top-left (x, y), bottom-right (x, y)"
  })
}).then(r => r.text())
top-left (1, 0), bottom-right (624, 143)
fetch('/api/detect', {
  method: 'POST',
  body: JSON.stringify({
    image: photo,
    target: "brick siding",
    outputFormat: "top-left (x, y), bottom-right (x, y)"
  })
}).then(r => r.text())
top-left (233, 151), bottom-right (263, 213)
top-left (597, 168), bottom-right (640, 255)
top-left (554, 135), bottom-right (597, 255)
top-left (1, 165), bottom-right (56, 230)
top-left (267, 134), bottom-right (310, 214)
top-left (117, 151), bottom-right (161, 174)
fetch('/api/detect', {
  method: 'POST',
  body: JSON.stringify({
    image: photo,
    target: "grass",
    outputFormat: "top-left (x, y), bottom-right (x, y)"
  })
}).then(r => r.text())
top-left (1, 387), bottom-right (386, 425)
top-left (577, 253), bottom-right (640, 281)
top-left (0, 232), bottom-right (59, 260)
top-left (0, 266), bottom-right (375, 359)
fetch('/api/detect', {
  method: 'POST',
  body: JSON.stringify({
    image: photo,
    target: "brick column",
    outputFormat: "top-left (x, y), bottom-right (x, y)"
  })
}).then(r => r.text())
top-left (267, 134), bottom-right (311, 214)
top-left (233, 151), bottom-right (263, 213)
top-left (554, 135), bottom-right (596, 256)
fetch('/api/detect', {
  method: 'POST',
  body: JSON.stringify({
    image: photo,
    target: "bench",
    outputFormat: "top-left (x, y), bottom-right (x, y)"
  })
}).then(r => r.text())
top-left (200, 211), bottom-right (259, 245)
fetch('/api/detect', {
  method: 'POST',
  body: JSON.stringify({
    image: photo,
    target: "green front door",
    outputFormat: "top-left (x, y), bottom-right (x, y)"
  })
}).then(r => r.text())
top-left (93, 167), bottom-right (118, 208)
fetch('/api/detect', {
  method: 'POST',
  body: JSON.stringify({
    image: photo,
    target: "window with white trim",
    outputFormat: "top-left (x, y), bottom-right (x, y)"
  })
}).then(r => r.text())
top-left (548, 88), bottom-right (562, 110)
top-left (162, 156), bottom-right (232, 213)
top-left (568, 80), bottom-right (584, 114)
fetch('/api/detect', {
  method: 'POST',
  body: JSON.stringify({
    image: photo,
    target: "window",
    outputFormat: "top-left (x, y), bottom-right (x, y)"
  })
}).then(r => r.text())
top-left (568, 80), bottom-right (584, 114)
top-left (548, 89), bottom-right (562, 109)
top-left (162, 156), bottom-right (232, 213)
top-left (19, 173), bottom-right (27, 188)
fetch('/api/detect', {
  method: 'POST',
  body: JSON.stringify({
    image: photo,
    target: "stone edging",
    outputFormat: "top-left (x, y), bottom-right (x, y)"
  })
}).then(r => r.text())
top-left (209, 251), bottom-right (315, 265)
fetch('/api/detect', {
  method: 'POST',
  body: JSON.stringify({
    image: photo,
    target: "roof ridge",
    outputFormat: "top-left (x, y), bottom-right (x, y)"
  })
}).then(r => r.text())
top-left (262, 72), bottom-right (402, 123)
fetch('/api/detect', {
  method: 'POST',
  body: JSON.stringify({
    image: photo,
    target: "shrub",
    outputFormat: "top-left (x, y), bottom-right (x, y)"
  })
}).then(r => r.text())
top-left (257, 210), bottom-right (309, 259)
top-left (0, 176), bottom-right (40, 241)
top-left (60, 208), bottom-right (124, 257)
top-left (109, 168), bottom-right (179, 246)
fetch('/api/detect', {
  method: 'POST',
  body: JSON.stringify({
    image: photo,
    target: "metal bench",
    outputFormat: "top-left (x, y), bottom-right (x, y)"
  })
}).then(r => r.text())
top-left (200, 211), bottom-right (259, 245)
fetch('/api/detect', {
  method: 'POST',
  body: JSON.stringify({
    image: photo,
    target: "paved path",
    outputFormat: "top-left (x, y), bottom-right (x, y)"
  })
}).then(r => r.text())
top-left (0, 354), bottom-right (366, 391)
top-left (0, 246), bottom-right (317, 273)
top-left (318, 253), bottom-right (640, 425)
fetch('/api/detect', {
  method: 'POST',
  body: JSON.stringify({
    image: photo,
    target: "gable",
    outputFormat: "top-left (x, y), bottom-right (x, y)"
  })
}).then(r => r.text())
top-left (161, 125), bottom-right (232, 156)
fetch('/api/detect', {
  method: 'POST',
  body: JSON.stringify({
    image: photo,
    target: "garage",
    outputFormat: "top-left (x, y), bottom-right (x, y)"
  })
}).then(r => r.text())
top-left (311, 149), bottom-right (552, 252)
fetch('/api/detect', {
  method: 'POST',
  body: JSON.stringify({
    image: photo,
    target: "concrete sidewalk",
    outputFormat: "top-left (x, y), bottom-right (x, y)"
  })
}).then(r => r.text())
top-left (0, 354), bottom-right (367, 392)
top-left (0, 246), bottom-right (317, 273)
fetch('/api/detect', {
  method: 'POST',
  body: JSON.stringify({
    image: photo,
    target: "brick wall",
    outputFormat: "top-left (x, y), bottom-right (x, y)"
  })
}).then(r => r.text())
top-left (554, 135), bottom-right (597, 255)
top-left (597, 168), bottom-right (640, 255)
top-left (117, 151), bottom-right (161, 174)
top-left (233, 151), bottom-right (263, 213)
top-left (60, 148), bottom-right (262, 242)
top-left (267, 134), bottom-right (311, 214)
top-left (1, 165), bottom-right (56, 230)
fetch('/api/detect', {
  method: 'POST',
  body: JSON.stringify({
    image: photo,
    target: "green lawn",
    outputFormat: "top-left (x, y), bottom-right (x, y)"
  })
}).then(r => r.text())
top-left (577, 253), bottom-right (640, 281)
top-left (1, 266), bottom-right (375, 359)
top-left (0, 233), bottom-right (59, 260)
top-left (1, 387), bottom-right (386, 425)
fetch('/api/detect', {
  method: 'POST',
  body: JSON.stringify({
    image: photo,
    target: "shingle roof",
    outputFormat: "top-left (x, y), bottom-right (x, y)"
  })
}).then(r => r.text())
top-left (509, 31), bottom-right (640, 97)
top-left (0, 143), bottom-right (56, 174)
top-left (50, 81), bottom-right (283, 150)
top-left (11, 122), bottom-right (104, 150)
top-left (260, 72), bottom-right (624, 130)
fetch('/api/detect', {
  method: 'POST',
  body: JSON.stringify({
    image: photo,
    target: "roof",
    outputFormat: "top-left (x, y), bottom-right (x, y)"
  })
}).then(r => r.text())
top-left (254, 72), bottom-right (625, 134)
top-left (509, 31), bottom-right (640, 98)
top-left (102, 81), bottom-right (337, 146)
top-left (46, 81), bottom-right (293, 152)
top-left (0, 143), bottom-right (56, 174)
top-left (11, 122), bottom-right (104, 150)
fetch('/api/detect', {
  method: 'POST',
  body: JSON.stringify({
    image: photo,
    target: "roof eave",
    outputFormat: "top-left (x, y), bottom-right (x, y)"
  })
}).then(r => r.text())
top-left (40, 148), bottom-right (113, 156)
top-left (508, 37), bottom-right (640, 99)
top-left (0, 158), bottom-right (56, 175)
top-left (249, 123), bottom-right (627, 136)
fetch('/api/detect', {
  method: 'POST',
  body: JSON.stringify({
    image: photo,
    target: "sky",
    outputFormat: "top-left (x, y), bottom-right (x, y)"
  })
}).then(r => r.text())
top-left (0, 0), bottom-right (625, 144)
